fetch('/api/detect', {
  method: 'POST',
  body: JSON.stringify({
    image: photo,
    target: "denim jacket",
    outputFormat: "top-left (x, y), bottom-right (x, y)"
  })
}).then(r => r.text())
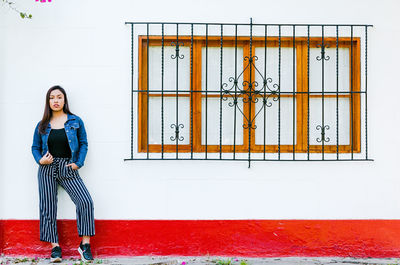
top-left (31, 113), bottom-right (88, 168)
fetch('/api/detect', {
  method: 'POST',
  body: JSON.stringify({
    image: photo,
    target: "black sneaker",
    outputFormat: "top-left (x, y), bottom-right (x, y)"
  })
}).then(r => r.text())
top-left (78, 241), bottom-right (94, 262)
top-left (50, 246), bottom-right (62, 263)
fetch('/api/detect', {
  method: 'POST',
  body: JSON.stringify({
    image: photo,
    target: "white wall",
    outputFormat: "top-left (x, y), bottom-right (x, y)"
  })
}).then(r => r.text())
top-left (0, 0), bottom-right (399, 220)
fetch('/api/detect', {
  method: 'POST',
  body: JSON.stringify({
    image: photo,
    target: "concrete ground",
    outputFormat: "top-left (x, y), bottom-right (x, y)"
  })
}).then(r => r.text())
top-left (1, 256), bottom-right (400, 265)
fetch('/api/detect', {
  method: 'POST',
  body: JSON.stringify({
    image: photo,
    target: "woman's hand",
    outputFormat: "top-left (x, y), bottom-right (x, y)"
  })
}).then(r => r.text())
top-left (39, 151), bottom-right (53, 165)
top-left (66, 163), bottom-right (79, 170)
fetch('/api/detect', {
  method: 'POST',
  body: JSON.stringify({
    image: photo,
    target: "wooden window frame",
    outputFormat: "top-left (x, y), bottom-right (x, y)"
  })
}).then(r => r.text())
top-left (138, 36), bottom-right (360, 153)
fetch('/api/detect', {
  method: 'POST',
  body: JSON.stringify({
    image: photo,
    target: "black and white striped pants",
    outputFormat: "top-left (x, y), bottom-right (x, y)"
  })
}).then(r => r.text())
top-left (37, 157), bottom-right (95, 243)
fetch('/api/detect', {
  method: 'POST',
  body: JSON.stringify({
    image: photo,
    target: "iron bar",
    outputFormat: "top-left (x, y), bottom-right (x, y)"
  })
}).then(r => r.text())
top-left (205, 24), bottom-right (208, 159)
top-left (175, 24), bottom-right (179, 157)
top-left (336, 25), bottom-right (339, 160)
top-left (263, 25), bottom-right (267, 160)
top-left (161, 24), bottom-right (165, 158)
top-left (292, 25), bottom-right (296, 160)
top-left (125, 22), bottom-right (373, 27)
top-left (190, 24), bottom-right (194, 158)
top-left (219, 24), bottom-right (223, 159)
top-left (322, 25), bottom-right (325, 160)
top-left (131, 89), bottom-right (367, 94)
top-left (233, 24), bottom-right (238, 160)
top-left (248, 18), bottom-right (253, 168)
top-left (351, 25), bottom-right (354, 159)
top-left (365, 26), bottom-right (368, 160)
top-left (130, 24), bottom-right (134, 159)
top-left (307, 25), bottom-right (310, 160)
top-left (278, 25), bottom-right (281, 160)
top-left (124, 158), bottom-right (374, 162)
top-left (146, 23), bottom-right (149, 159)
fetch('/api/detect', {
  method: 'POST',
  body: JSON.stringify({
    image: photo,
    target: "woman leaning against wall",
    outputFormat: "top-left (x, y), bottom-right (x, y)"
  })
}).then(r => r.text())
top-left (31, 85), bottom-right (95, 263)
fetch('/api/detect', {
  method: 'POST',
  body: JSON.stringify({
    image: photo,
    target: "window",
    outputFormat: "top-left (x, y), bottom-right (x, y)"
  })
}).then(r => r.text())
top-left (137, 35), bottom-right (361, 154)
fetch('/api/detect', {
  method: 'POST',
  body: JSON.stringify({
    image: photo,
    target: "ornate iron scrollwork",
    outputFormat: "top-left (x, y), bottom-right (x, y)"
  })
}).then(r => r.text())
top-left (316, 125), bottom-right (330, 143)
top-left (221, 55), bottom-right (280, 130)
top-left (316, 43), bottom-right (330, 61)
top-left (170, 123), bottom-right (184, 142)
top-left (170, 41), bottom-right (184, 59)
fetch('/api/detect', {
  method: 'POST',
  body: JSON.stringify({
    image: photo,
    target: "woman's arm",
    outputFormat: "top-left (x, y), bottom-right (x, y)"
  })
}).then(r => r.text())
top-left (31, 122), bottom-right (43, 165)
top-left (75, 117), bottom-right (88, 168)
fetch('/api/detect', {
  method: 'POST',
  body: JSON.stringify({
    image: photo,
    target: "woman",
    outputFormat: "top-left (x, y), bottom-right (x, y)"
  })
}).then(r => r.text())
top-left (31, 85), bottom-right (95, 263)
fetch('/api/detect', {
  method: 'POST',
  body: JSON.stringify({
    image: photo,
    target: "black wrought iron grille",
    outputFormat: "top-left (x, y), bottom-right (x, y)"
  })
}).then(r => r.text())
top-left (124, 20), bottom-right (373, 167)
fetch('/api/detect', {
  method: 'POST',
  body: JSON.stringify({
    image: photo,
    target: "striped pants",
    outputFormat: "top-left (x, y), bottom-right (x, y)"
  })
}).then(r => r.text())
top-left (38, 157), bottom-right (95, 243)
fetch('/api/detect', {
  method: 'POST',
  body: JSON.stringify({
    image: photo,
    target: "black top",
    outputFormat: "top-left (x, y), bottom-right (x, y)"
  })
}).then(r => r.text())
top-left (48, 128), bottom-right (72, 158)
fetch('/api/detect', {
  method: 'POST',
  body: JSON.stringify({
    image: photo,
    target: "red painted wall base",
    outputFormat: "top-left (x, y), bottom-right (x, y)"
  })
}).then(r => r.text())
top-left (1, 220), bottom-right (400, 258)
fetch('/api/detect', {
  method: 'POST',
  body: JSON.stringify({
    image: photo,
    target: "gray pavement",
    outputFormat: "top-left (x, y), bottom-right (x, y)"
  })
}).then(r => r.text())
top-left (1, 256), bottom-right (400, 265)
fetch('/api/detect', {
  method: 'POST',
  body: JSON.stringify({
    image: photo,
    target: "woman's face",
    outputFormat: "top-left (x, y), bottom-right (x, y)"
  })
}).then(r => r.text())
top-left (49, 89), bottom-right (65, 112)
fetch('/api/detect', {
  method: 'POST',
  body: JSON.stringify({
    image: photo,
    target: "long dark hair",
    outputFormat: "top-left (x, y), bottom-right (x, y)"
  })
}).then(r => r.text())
top-left (38, 85), bottom-right (74, 134)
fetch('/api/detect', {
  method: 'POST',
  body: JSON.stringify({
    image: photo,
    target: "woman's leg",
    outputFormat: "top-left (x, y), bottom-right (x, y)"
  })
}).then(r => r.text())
top-left (57, 164), bottom-right (95, 238)
top-left (61, 177), bottom-right (95, 237)
top-left (82, 235), bottom-right (90, 244)
top-left (37, 164), bottom-right (59, 244)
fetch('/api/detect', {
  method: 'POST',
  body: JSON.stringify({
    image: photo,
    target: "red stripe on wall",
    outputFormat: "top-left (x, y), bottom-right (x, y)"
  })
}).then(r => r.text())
top-left (0, 220), bottom-right (4, 254)
top-left (2, 220), bottom-right (400, 258)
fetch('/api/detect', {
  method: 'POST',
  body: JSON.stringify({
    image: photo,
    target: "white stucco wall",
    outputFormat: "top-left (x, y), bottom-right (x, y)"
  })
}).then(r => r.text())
top-left (0, 0), bottom-right (399, 220)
